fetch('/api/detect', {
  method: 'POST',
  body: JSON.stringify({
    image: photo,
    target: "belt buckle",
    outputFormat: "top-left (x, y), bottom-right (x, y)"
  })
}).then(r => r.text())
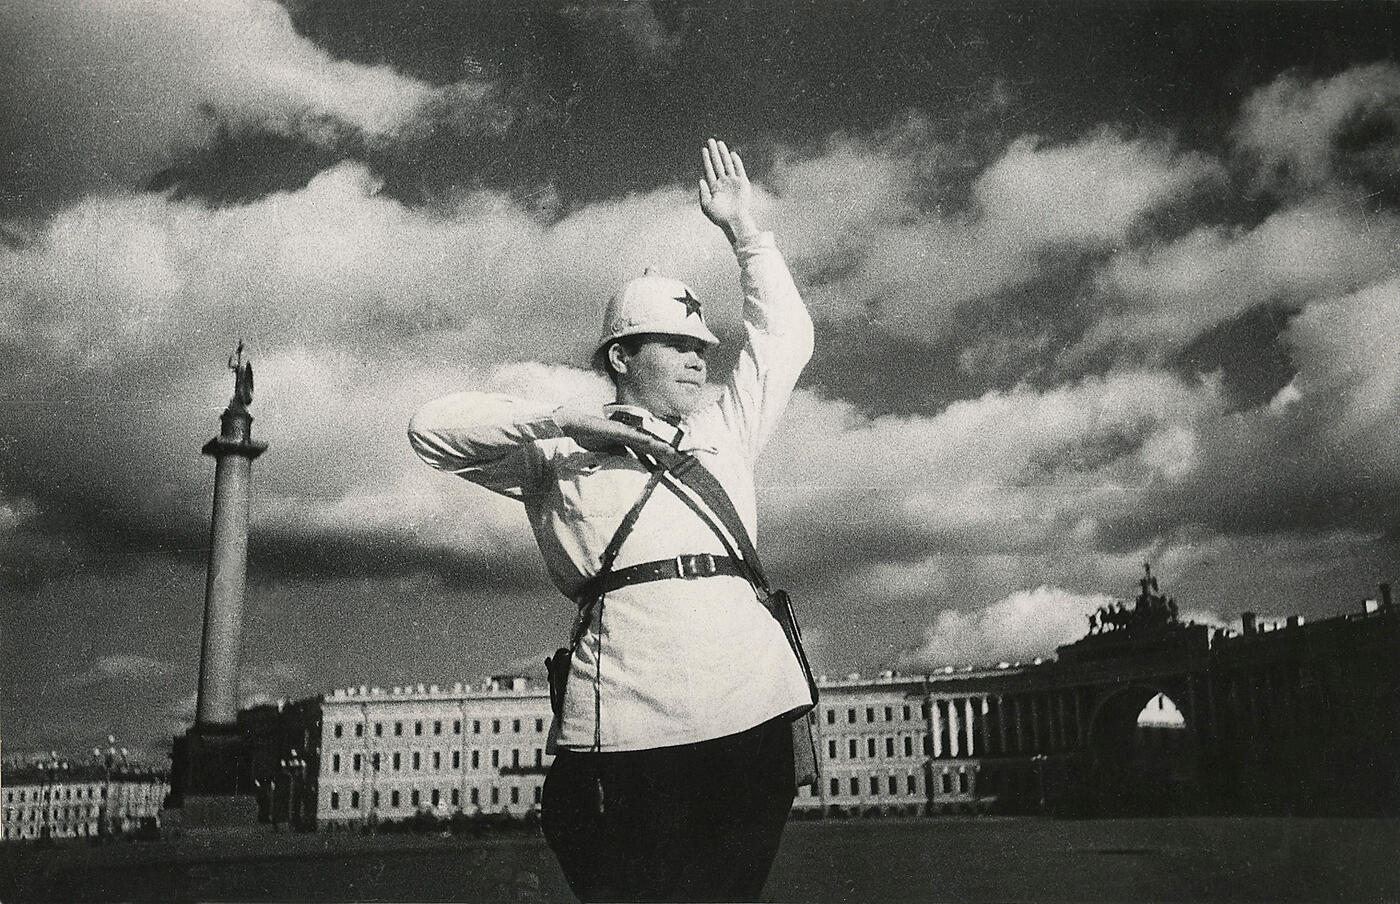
top-left (676, 553), bottom-right (717, 579)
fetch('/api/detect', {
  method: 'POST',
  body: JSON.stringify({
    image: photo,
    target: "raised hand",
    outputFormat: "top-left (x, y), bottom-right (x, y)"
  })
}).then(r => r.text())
top-left (699, 138), bottom-right (760, 244)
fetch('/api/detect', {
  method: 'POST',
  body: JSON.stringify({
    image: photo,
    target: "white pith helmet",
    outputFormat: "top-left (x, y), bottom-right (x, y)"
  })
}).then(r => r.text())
top-left (593, 268), bottom-right (719, 365)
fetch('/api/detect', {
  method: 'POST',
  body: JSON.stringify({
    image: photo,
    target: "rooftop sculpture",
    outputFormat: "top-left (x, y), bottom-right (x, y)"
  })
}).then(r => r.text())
top-left (1088, 563), bottom-right (1180, 635)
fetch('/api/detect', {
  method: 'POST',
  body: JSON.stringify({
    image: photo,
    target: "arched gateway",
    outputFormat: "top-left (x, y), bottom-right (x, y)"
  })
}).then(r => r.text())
top-left (794, 567), bottom-right (1397, 818)
top-left (1084, 683), bottom-right (1198, 815)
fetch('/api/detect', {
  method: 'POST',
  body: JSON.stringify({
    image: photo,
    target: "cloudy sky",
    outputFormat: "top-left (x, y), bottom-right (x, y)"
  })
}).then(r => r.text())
top-left (3, 0), bottom-right (1397, 763)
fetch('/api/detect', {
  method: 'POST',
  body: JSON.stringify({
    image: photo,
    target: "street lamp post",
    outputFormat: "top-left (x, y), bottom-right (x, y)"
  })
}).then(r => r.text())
top-left (91, 736), bottom-right (128, 841)
top-left (268, 774), bottom-right (279, 831)
top-left (38, 752), bottom-right (69, 843)
top-left (280, 750), bottom-right (307, 831)
top-left (1033, 753), bottom-right (1048, 816)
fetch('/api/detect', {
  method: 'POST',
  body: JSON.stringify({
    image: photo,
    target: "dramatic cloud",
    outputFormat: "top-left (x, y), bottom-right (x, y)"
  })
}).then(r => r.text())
top-left (3, 97), bottom-right (1391, 595)
top-left (1286, 275), bottom-right (1400, 447)
top-left (0, 0), bottom-right (496, 213)
top-left (757, 369), bottom-right (1218, 575)
top-left (771, 125), bottom-right (1222, 343)
top-left (1093, 272), bottom-right (1400, 546)
top-left (896, 586), bottom-right (1117, 670)
top-left (0, 163), bottom-right (733, 378)
top-left (0, 169), bottom-right (737, 598)
top-left (4, 10), bottom-right (1398, 762)
top-left (1076, 202), bottom-right (1400, 368)
top-left (1234, 61), bottom-right (1400, 199)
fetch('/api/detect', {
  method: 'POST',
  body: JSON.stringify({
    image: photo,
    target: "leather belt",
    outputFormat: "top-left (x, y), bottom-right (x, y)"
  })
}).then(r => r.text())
top-left (575, 554), bottom-right (743, 605)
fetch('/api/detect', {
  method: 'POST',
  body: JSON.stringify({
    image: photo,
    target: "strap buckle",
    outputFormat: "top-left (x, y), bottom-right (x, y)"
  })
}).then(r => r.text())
top-left (675, 553), bottom-right (717, 579)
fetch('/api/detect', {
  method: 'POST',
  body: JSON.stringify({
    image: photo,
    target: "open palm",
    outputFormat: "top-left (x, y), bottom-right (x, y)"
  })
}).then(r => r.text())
top-left (699, 139), bottom-right (757, 241)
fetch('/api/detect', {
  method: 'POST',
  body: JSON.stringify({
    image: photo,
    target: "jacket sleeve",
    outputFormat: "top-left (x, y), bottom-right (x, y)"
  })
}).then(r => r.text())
top-left (712, 232), bottom-right (815, 462)
top-left (407, 392), bottom-right (564, 499)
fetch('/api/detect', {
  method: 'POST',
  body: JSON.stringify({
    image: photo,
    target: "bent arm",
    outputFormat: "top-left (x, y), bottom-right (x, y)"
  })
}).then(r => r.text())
top-left (407, 392), bottom-right (563, 498)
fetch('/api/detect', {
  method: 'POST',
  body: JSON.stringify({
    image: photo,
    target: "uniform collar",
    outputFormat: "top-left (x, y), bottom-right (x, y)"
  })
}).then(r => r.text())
top-left (604, 403), bottom-right (685, 448)
top-left (602, 402), bottom-right (725, 454)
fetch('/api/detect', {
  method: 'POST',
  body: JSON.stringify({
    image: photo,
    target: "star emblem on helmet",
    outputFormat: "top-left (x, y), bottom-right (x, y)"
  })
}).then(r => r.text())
top-left (674, 289), bottom-right (702, 318)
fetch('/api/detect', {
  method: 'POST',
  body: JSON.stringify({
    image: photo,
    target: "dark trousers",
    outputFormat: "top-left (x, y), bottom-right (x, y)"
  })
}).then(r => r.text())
top-left (543, 715), bottom-right (796, 902)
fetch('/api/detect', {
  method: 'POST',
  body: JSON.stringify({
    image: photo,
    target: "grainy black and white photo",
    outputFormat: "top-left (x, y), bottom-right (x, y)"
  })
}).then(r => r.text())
top-left (1, 1), bottom-right (1397, 901)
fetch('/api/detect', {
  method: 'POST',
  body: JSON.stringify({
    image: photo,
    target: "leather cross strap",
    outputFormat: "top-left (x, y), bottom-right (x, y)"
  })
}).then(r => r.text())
top-left (635, 447), bottom-right (819, 707)
top-left (567, 465), bottom-right (667, 649)
top-left (605, 410), bottom-right (770, 587)
top-left (645, 450), bottom-right (771, 590)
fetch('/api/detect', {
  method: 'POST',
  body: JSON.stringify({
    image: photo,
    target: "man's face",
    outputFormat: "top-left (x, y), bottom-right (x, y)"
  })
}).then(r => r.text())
top-left (613, 334), bottom-right (709, 419)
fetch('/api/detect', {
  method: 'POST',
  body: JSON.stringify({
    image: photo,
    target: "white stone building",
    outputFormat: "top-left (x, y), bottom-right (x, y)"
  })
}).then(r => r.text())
top-left (1, 763), bottom-right (169, 842)
top-left (317, 675), bottom-right (553, 827)
top-left (313, 666), bottom-right (1038, 826)
top-left (799, 668), bottom-right (1018, 815)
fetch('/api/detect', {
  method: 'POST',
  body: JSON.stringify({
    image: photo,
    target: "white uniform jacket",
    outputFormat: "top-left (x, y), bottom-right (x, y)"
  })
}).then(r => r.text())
top-left (408, 232), bottom-right (814, 751)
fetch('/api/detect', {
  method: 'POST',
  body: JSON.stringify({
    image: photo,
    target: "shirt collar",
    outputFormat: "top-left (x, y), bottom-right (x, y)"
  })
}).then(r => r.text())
top-left (604, 403), bottom-right (686, 448)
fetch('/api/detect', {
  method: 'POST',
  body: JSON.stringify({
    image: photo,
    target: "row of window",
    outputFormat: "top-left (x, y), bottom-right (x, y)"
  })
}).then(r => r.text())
top-left (4, 787), bottom-right (109, 804)
top-left (326, 784), bottom-right (542, 811)
top-left (824, 732), bottom-right (1030, 760)
top-left (2, 812), bottom-right (151, 840)
top-left (329, 747), bottom-right (546, 775)
top-left (6, 806), bottom-right (99, 822)
top-left (815, 769), bottom-right (974, 799)
top-left (828, 774), bottom-right (921, 798)
top-left (825, 704), bottom-right (922, 726)
top-left (3, 822), bottom-right (103, 839)
top-left (331, 717), bottom-right (547, 741)
top-left (823, 701), bottom-right (1004, 728)
top-left (826, 735), bottom-right (931, 761)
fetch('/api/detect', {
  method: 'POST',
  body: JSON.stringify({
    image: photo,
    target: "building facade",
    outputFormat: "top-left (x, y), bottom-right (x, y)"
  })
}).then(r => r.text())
top-left (317, 675), bottom-right (552, 828)
top-left (800, 670), bottom-right (1014, 816)
top-left (801, 578), bottom-right (1399, 818)
top-left (293, 574), bottom-right (1400, 827)
top-left (1, 763), bottom-right (169, 842)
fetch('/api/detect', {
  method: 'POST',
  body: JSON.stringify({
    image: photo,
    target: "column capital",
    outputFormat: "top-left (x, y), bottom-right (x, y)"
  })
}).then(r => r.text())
top-left (203, 402), bottom-right (268, 459)
top-left (202, 435), bottom-right (268, 460)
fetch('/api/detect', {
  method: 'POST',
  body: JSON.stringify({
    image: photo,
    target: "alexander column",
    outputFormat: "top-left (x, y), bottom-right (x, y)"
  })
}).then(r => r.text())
top-left (172, 342), bottom-right (267, 823)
